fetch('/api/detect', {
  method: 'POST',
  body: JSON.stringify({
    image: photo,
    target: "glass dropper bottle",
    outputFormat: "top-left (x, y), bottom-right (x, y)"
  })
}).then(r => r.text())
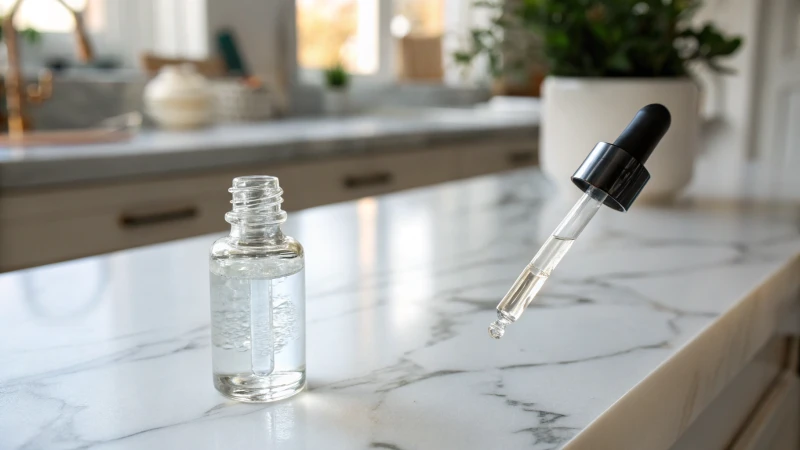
top-left (489, 104), bottom-right (672, 339)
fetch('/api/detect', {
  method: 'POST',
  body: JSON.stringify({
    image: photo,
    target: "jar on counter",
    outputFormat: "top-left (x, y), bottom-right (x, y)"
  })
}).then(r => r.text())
top-left (144, 64), bottom-right (214, 130)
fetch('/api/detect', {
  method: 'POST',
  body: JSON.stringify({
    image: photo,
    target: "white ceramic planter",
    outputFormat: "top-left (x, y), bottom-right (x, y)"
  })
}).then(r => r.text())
top-left (323, 89), bottom-right (350, 116)
top-left (541, 77), bottom-right (699, 202)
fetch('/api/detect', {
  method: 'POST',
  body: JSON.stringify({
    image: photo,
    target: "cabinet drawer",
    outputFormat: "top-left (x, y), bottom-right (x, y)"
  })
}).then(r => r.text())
top-left (458, 140), bottom-right (538, 179)
top-left (0, 193), bottom-right (228, 271)
top-left (275, 147), bottom-right (459, 211)
top-left (0, 148), bottom-right (458, 271)
top-left (0, 149), bottom-right (457, 223)
top-left (730, 372), bottom-right (799, 450)
top-left (669, 337), bottom-right (789, 450)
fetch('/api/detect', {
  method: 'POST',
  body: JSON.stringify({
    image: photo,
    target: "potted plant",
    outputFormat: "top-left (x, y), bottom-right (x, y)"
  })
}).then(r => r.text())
top-left (453, 2), bottom-right (547, 97)
top-left (455, 0), bottom-right (742, 200)
top-left (323, 63), bottom-right (350, 116)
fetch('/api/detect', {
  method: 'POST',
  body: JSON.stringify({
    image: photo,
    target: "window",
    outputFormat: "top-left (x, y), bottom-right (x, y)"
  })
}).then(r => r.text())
top-left (0, 1), bottom-right (206, 70)
top-left (296, 0), bottom-right (379, 74)
top-left (296, 0), bottom-right (457, 80)
top-left (0, 0), bottom-right (104, 33)
top-left (392, 0), bottom-right (442, 36)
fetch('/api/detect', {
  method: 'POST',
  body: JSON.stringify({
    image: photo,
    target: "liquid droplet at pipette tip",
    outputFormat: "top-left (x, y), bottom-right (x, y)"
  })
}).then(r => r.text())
top-left (488, 320), bottom-right (505, 339)
top-left (488, 315), bottom-right (513, 339)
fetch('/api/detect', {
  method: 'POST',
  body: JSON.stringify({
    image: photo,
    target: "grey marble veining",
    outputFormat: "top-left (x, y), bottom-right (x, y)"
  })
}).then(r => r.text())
top-left (0, 107), bottom-right (537, 189)
top-left (0, 169), bottom-right (799, 450)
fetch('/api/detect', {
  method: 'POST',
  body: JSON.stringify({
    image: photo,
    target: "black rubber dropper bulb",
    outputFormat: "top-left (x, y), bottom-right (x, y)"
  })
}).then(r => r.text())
top-left (612, 103), bottom-right (672, 165)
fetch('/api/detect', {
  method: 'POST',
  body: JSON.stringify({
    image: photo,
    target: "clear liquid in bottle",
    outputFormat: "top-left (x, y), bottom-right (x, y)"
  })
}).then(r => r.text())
top-left (210, 261), bottom-right (305, 402)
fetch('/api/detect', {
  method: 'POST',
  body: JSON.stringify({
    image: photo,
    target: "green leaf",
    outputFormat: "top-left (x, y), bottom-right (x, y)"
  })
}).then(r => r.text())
top-left (546, 30), bottom-right (570, 49)
top-left (450, 0), bottom-right (742, 79)
top-left (717, 37), bottom-right (743, 56)
top-left (706, 60), bottom-right (736, 74)
top-left (453, 52), bottom-right (474, 65)
top-left (590, 23), bottom-right (609, 41)
top-left (607, 51), bottom-right (632, 71)
top-left (324, 63), bottom-right (349, 88)
top-left (20, 27), bottom-right (41, 44)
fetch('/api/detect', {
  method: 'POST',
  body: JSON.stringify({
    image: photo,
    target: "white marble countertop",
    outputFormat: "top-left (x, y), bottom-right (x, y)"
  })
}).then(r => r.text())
top-left (0, 108), bottom-right (538, 189)
top-left (1, 169), bottom-right (799, 450)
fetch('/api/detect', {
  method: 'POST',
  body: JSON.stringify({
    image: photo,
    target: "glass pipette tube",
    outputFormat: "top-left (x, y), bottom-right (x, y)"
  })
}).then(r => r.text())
top-left (488, 186), bottom-right (608, 339)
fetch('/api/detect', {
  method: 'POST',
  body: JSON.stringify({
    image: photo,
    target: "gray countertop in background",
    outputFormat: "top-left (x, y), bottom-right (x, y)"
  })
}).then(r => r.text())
top-left (0, 107), bottom-right (539, 189)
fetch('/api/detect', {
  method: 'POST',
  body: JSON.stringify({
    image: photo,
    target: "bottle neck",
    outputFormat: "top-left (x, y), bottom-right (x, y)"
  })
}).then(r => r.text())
top-left (229, 222), bottom-right (284, 244)
top-left (225, 175), bottom-right (288, 245)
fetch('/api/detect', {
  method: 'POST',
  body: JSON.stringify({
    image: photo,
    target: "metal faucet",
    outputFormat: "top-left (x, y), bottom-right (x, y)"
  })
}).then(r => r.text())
top-left (2, 0), bottom-right (94, 139)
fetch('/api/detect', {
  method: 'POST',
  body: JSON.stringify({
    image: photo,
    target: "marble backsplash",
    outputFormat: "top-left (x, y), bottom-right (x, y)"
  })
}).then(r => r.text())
top-left (28, 76), bottom-right (149, 130)
top-left (25, 75), bottom-right (491, 130)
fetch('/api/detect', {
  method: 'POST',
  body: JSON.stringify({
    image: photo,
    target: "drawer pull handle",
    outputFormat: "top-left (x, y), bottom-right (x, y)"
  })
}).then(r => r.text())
top-left (120, 206), bottom-right (198, 228)
top-left (507, 151), bottom-right (535, 165)
top-left (343, 172), bottom-right (393, 189)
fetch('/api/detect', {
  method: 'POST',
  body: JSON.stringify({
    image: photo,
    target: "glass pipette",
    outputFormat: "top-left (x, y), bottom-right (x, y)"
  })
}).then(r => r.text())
top-left (489, 104), bottom-right (672, 339)
top-left (488, 186), bottom-right (607, 338)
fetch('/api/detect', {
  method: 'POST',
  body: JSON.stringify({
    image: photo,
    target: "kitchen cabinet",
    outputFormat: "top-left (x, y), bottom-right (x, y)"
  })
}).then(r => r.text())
top-left (0, 138), bottom-right (537, 271)
top-left (731, 371), bottom-right (799, 450)
top-left (670, 337), bottom-right (799, 450)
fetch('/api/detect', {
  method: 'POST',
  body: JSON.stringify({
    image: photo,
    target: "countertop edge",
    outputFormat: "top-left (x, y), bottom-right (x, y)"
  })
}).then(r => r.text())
top-left (563, 252), bottom-right (800, 450)
top-left (0, 123), bottom-right (538, 190)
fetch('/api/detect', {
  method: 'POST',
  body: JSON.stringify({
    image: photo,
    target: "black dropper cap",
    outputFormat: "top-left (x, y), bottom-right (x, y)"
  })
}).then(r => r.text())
top-left (571, 104), bottom-right (671, 212)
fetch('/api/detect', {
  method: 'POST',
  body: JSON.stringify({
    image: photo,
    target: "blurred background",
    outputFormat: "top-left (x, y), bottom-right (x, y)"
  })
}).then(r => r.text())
top-left (0, 0), bottom-right (797, 271)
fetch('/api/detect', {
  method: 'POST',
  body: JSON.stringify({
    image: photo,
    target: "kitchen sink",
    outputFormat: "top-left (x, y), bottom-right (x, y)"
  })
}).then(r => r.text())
top-left (0, 112), bottom-right (141, 147)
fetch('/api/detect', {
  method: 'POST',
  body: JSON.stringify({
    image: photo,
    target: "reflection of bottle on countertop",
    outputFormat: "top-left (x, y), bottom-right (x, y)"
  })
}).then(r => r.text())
top-left (144, 64), bottom-right (213, 130)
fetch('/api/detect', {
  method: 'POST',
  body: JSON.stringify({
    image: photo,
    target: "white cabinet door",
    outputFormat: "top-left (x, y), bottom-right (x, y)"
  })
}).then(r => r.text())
top-left (730, 372), bottom-right (800, 450)
top-left (667, 337), bottom-right (788, 450)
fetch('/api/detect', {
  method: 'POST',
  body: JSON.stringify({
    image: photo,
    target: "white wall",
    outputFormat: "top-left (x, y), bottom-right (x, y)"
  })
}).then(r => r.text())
top-left (151, 0), bottom-right (208, 59)
top-left (750, 0), bottom-right (800, 169)
top-left (692, 0), bottom-right (762, 163)
top-left (206, 0), bottom-right (281, 80)
top-left (205, 0), bottom-right (294, 110)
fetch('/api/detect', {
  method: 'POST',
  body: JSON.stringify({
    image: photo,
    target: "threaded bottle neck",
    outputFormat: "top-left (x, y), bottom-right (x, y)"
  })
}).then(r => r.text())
top-left (226, 176), bottom-right (287, 242)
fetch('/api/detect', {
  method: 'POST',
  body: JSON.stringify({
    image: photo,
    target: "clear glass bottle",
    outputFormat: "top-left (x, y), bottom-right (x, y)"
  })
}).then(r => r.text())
top-left (209, 176), bottom-right (305, 402)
